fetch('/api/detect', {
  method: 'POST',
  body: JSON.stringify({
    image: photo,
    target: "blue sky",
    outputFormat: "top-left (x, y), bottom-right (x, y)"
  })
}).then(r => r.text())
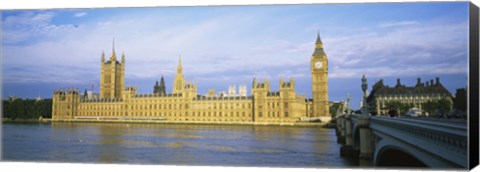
top-left (1, 2), bottom-right (469, 109)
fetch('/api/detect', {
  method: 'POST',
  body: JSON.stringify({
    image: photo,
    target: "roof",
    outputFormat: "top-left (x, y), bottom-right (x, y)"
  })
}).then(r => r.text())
top-left (367, 78), bottom-right (452, 101)
top-left (312, 47), bottom-right (326, 57)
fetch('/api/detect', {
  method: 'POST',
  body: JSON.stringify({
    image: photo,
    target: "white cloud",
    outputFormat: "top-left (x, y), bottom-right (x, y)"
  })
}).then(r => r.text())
top-left (74, 12), bottom-right (87, 17)
top-left (3, 11), bottom-right (54, 27)
top-left (1, 9), bottom-right (468, 91)
top-left (323, 20), bottom-right (468, 79)
top-left (2, 11), bottom-right (80, 44)
top-left (379, 20), bottom-right (420, 28)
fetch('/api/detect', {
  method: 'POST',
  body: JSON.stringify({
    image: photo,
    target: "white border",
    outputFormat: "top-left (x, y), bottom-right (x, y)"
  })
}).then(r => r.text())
top-left (0, 0), bottom-right (473, 10)
top-left (0, 0), bottom-right (478, 172)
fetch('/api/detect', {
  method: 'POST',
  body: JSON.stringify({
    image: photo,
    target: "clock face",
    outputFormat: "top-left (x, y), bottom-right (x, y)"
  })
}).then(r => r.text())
top-left (314, 61), bottom-right (323, 69)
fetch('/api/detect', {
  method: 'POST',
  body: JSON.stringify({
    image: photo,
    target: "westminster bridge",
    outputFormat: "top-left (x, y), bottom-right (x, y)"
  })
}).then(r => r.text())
top-left (335, 114), bottom-right (468, 168)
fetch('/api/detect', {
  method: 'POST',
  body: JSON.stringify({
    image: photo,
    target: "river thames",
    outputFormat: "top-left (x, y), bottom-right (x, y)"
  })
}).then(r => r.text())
top-left (2, 122), bottom-right (355, 167)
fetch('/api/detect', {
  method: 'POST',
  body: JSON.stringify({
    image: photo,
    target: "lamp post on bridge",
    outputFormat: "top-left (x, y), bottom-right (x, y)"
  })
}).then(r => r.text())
top-left (358, 74), bottom-right (374, 162)
top-left (346, 93), bottom-right (351, 114)
top-left (361, 74), bottom-right (369, 116)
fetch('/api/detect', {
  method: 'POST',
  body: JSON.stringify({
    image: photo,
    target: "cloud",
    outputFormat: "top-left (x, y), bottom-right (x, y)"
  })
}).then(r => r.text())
top-left (3, 11), bottom-right (54, 28)
top-left (323, 21), bottom-right (467, 79)
top-left (2, 10), bottom-right (279, 86)
top-left (74, 12), bottom-right (87, 17)
top-left (1, 8), bottom-right (468, 95)
top-left (2, 11), bottom-right (79, 44)
top-left (379, 20), bottom-right (420, 28)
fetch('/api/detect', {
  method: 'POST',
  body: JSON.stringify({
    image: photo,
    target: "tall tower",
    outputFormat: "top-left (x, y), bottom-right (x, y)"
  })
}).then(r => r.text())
top-left (173, 56), bottom-right (185, 94)
top-left (100, 39), bottom-right (125, 99)
top-left (311, 32), bottom-right (330, 120)
top-left (153, 76), bottom-right (166, 95)
top-left (159, 76), bottom-right (166, 95)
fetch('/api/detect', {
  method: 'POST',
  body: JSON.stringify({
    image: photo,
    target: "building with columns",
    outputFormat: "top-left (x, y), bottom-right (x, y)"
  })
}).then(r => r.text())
top-left (52, 34), bottom-right (330, 123)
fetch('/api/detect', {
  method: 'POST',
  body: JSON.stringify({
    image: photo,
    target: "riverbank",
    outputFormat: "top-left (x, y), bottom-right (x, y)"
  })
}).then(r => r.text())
top-left (38, 118), bottom-right (333, 127)
top-left (2, 118), bottom-right (49, 123)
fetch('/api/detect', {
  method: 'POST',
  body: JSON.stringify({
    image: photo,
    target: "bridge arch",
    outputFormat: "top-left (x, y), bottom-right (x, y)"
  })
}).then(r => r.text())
top-left (374, 135), bottom-right (433, 168)
top-left (344, 114), bottom-right (467, 168)
top-left (376, 145), bottom-right (426, 167)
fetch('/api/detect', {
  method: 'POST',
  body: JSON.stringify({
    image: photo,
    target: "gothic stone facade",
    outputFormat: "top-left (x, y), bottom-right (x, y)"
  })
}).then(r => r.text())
top-left (52, 34), bottom-right (330, 123)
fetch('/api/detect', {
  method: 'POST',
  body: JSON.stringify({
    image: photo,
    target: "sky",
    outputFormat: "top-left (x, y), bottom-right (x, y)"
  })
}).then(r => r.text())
top-left (1, 2), bottom-right (469, 109)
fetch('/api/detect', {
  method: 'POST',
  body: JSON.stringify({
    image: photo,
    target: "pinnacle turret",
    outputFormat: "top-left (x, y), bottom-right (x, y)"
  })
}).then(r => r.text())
top-left (312, 31), bottom-right (326, 58)
top-left (101, 50), bottom-right (105, 62)
top-left (177, 55), bottom-right (183, 74)
top-left (110, 38), bottom-right (116, 61)
top-left (112, 37), bottom-right (115, 52)
top-left (315, 31), bottom-right (323, 48)
top-left (316, 31), bottom-right (322, 44)
top-left (122, 51), bottom-right (125, 63)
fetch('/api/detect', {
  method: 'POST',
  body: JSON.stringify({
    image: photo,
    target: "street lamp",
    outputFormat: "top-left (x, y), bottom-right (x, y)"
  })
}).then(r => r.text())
top-left (361, 75), bottom-right (369, 116)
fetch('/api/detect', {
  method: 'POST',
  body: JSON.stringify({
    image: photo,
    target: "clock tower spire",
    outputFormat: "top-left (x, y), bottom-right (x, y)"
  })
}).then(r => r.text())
top-left (315, 31), bottom-right (323, 48)
top-left (311, 32), bottom-right (330, 122)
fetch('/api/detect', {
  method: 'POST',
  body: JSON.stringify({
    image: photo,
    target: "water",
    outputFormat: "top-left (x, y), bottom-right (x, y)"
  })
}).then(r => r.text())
top-left (2, 122), bottom-right (354, 168)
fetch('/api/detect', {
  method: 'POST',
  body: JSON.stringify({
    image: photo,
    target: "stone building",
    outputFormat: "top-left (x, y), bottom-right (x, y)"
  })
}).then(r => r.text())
top-left (366, 77), bottom-right (453, 115)
top-left (153, 76), bottom-right (166, 95)
top-left (311, 32), bottom-right (329, 119)
top-left (99, 42), bottom-right (125, 99)
top-left (52, 34), bottom-right (331, 123)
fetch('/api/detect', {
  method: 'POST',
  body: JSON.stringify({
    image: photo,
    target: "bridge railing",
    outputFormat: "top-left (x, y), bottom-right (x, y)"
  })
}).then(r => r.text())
top-left (369, 116), bottom-right (467, 168)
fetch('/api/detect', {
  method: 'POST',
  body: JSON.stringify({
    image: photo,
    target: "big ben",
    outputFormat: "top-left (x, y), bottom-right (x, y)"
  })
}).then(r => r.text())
top-left (311, 32), bottom-right (330, 121)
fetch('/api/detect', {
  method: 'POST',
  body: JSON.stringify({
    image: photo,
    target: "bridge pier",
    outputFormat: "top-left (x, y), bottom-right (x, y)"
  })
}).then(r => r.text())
top-left (340, 114), bottom-right (358, 158)
top-left (358, 115), bottom-right (373, 160)
top-left (336, 115), bottom-right (345, 144)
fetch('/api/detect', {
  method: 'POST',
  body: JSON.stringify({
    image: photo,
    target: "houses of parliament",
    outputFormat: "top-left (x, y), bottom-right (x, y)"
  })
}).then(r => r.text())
top-left (52, 33), bottom-right (330, 124)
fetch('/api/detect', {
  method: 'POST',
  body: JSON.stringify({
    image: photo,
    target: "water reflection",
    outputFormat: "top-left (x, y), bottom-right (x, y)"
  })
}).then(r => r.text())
top-left (4, 122), bottom-right (354, 167)
top-left (97, 124), bottom-right (125, 163)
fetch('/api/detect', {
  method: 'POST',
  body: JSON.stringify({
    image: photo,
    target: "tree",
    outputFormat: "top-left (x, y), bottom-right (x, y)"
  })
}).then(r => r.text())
top-left (422, 98), bottom-right (452, 117)
top-left (24, 99), bottom-right (36, 118)
top-left (3, 100), bottom-right (11, 118)
top-left (2, 98), bottom-right (53, 119)
top-left (383, 101), bottom-right (413, 116)
top-left (329, 102), bottom-right (343, 117)
top-left (453, 88), bottom-right (467, 112)
top-left (10, 99), bottom-right (25, 119)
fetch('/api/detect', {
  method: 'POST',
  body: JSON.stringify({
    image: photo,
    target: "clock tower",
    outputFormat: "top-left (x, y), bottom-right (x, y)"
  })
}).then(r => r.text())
top-left (311, 32), bottom-right (330, 121)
